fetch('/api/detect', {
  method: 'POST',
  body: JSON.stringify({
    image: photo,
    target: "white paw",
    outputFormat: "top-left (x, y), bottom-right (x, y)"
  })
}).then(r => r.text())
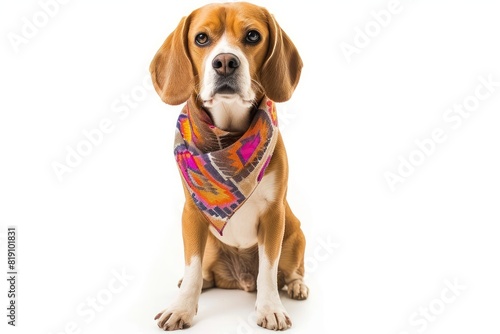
top-left (154, 303), bottom-right (197, 331)
top-left (287, 279), bottom-right (309, 300)
top-left (256, 302), bottom-right (292, 331)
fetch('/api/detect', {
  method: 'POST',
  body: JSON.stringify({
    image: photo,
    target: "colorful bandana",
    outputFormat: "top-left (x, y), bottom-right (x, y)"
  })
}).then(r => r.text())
top-left (174, 97), bottom-right (278, 235)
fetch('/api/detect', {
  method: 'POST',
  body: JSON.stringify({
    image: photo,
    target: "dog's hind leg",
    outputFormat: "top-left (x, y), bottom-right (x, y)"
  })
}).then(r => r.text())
top-left (279, 200), bottom-right (309, 300)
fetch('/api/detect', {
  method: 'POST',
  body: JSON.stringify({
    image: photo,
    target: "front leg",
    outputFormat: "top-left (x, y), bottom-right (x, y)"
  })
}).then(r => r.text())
top-left (256, 204), bottom-right (292, 330)
top-left (155, 204), bottom-right (208, 331)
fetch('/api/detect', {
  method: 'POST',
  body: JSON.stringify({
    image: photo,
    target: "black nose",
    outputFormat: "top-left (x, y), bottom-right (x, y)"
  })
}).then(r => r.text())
top-left (212, 53), bottom-right (240, 76)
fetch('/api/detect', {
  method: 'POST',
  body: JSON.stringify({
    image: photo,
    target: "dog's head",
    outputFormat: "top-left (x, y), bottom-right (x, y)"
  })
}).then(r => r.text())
top-left (150, 2), bottom-right (302, 108)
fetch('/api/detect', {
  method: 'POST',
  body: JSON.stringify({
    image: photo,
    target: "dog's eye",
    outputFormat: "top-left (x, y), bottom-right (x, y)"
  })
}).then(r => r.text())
top-left (245, 30), bottom-right (261, 44)
top-left (195, 33), bottom-right (209, 46)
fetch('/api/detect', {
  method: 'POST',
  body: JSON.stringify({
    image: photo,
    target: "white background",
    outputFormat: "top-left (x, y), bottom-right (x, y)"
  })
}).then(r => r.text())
top-left (1, 0), bottom-right (500, 333)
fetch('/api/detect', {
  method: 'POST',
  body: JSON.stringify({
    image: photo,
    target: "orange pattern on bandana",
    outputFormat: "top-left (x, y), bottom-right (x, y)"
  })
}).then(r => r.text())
top-left (174, 97), bottom-right (278, 235)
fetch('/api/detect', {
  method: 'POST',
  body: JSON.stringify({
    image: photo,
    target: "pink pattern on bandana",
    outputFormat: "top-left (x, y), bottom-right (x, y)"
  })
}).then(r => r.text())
top-left (174, 97), bottom-right (279, 235)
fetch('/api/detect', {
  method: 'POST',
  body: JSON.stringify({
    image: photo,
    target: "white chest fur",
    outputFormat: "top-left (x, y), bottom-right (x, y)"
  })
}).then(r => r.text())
top-left (209, 172), bottom-right (277, 249)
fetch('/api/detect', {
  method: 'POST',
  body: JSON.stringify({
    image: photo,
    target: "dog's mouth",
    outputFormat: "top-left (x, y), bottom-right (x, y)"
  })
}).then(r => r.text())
top-left (212, 77), bottom-right (240, 96)
top-left (204, 82), bottom-right (250, 105)
top-left (203, 94), bottom-right (253, 107)
top-left (202, 78), bottom-right (255, 108)
top-left (215, 84), bottom-right (237, 94)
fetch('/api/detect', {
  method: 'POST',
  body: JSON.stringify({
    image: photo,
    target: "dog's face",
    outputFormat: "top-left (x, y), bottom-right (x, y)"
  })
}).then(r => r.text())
top-left (150, 2), bottom-right (302, 107)
top-left (190, 3), bottom-right (269, 111)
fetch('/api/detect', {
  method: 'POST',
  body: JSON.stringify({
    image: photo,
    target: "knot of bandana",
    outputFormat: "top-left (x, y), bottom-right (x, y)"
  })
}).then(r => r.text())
top-left (174, 98), bottom-right (278, 235)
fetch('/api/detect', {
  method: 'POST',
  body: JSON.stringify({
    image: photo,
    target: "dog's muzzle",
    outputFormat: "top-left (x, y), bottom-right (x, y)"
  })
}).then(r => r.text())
top-left (212, 53), bottom-right (240, 94)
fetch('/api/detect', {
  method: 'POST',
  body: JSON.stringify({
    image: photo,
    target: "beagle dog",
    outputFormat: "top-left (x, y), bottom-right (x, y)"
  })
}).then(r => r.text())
top-left (150, 2), bottom-right (308, 331)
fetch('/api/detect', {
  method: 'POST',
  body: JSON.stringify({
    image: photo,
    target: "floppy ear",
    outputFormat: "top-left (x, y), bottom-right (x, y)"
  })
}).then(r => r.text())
top-left (150, 16), bottom-right (194, 105)
top-left (260, 12), bottom-right (303, 102)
